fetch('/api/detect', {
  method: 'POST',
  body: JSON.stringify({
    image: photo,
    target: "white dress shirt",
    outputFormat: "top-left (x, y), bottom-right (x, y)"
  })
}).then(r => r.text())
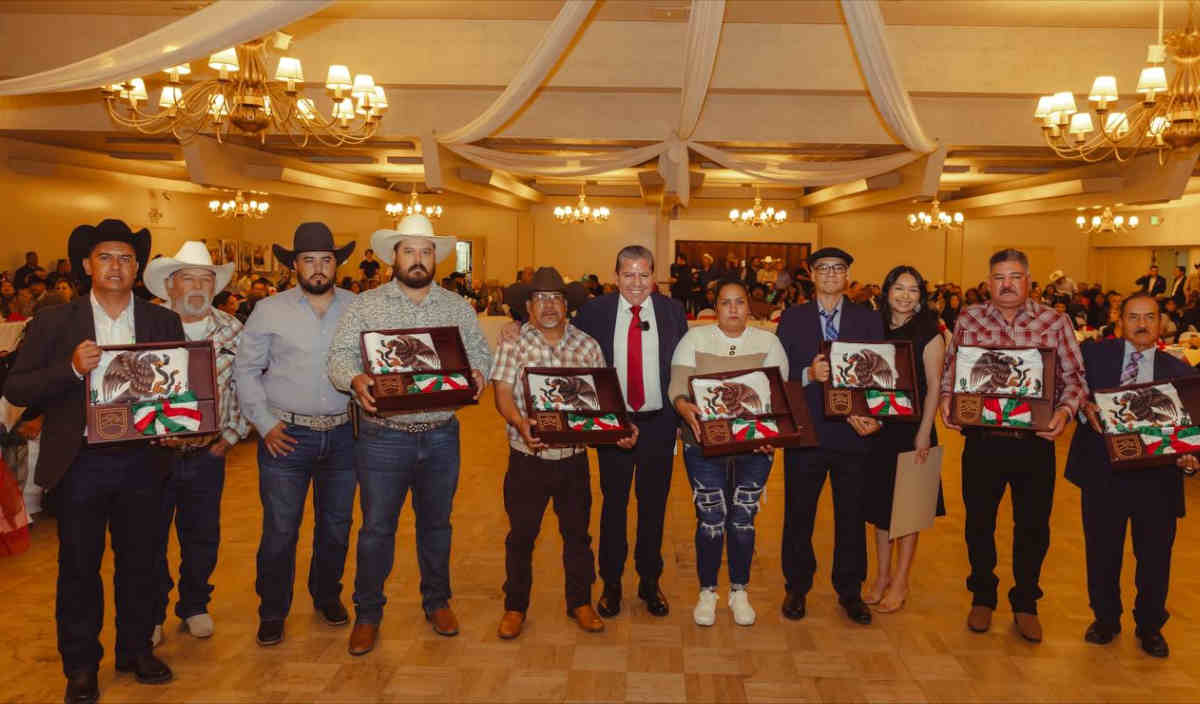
top-left (79, 291), bottom-right (136, 435)
top-left (1122, 340), bottom-right (1156, 384)
top-left (612, 294), bottom-right (662, 412)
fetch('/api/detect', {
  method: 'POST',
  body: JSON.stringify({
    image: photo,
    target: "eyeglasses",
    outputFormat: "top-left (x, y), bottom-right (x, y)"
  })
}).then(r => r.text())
top-left (813, 264), bottom-right (848, 275)
top-left (531, 292), bottom-right (565, 303)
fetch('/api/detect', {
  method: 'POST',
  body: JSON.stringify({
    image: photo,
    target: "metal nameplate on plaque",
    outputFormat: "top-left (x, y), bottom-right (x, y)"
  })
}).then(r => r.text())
top-left (95, 407), bottom-right (130, 442)
top-left (1110, 433), bottom-right (1144, 460)
top-left (956, 394), bottom-right (983, 424)
top-left (828, 388), bottom-right (853, 415)
top-left (534, 411), bottom-right (564, 432)
top-left (700, 419), bottom-right (731, 445)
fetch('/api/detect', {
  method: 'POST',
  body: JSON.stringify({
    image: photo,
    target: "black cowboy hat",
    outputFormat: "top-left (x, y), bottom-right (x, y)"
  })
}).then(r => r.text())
top-left (504, 267), bottom-right (591, 313)
top-left (272, 222), bottom-right (355, 269)
top-left (68, 219), bottom-right (152, 280)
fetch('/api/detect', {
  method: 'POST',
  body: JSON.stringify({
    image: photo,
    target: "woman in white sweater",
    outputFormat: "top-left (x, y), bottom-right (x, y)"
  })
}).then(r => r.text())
top-left (670, 279), bottom-right (788, 627)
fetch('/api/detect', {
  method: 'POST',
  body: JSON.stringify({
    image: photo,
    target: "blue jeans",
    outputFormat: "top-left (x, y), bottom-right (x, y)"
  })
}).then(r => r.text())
top-left (255, 423), bottom-right (356, 622)
top-left (353, 418), bottom-right (460, 623)
top-left (154, 448), bottom-right (225, 623)
top-left (683, 445), bottom-right (772, 589)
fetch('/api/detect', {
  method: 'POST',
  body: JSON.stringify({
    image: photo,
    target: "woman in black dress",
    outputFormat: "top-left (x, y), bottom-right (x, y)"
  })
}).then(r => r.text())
top-left (862, 265), bottom-right (948, 613)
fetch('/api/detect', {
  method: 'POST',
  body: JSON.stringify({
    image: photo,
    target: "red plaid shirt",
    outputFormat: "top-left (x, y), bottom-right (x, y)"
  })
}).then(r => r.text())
top-left (939, 299), bottom-right (1089, 414)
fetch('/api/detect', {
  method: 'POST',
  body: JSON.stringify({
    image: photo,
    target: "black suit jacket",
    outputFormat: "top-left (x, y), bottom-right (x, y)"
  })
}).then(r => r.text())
top-left (572, 291), bottom-right (689, 418)
top-left (3, 295), bottom-right (184, 489)
top-left (1064, 338), bottom-right (1192, 515)
top-left (1137, 274), bottom-right (1167, 297)
top-left (777, 298), bottom-right (885, 454)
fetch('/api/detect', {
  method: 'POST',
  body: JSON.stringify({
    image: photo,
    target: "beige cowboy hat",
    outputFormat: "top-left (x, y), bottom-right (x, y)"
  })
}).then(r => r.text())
top-left (144, 240), bottom-right (235, 301)
top-left (1049, 270), bottom-right (1065, 282)
top-left (370, 214), bottom-right (457, 266)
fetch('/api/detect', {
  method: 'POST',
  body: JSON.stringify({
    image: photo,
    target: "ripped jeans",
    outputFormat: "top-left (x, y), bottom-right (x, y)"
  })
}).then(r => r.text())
top-left (683, 445), bottom-right (773, 589)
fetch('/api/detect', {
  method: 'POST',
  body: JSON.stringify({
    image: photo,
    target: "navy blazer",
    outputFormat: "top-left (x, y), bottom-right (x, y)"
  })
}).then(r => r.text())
top-left (1064, 338), bottom-right (1192, 515)
top-left (572, 291), bottom-right (689, 417)
top-left (777, 298), bottom-right (885, 453)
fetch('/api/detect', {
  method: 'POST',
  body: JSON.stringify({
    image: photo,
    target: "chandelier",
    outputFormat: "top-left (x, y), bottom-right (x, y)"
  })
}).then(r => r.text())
top-left (729, 186), bottom-right (787, 227)
top-left (554, 184), bottom-right (610, 224)
top-left (209, 191), bottom-right (269, 219)
top-left (907, 199), bottom-right (964, 231)
top-left (386, 184), bottom-right (444, 222)
top-left (101, 32), bottom-right (387, 147)
top-left (1035, 0), bottom-right (1200, 162)
top-left (1076, 206), bottom-right (1139, 233)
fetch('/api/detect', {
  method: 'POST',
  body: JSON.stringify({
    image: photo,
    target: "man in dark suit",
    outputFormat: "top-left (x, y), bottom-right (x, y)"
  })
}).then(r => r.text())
top-left (776, 247), bottom-right (883, 625)
top-left (1067, 292), bottom-right (1198, 658)
top-left (1169, 265), bottom-right (1187, 308)
top-left (4, 220), bottom-right (183, 704)
top-left (1135, 265), bottom-right (1167, 297)
top-left (572, 245), bottom-right (689, 617)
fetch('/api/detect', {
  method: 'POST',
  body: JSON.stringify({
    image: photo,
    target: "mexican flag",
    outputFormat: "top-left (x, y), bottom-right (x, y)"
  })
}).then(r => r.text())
top-left (865, 389), bottom-right (914, 416)
top-left (1137, 425), bottom-right (1200, 456)
top-left (132, 392), bottom-right (202, 436)
top-left (407, 373), bottom-right (469, 394)
top-left (980, 397), bottom-right (1033, 428)
top-left (731, 418), bottom-right (780, 440)
top-left (566, 413), bottom-right (622, 431)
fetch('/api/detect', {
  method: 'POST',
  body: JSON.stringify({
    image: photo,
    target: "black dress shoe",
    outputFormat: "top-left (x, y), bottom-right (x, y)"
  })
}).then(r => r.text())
top-left (597, 584), bottom-right (621, 618)
top-left (114, 652), bottom-right (173, 684)
top-left (639, 585), bottom-right (670, 617)
top-left (1084, 621), bottom-right (1120, 645)
top-left (1136, 628), bottom-right (1170, 658)
top-left (64, 670), bottom-right (99, 704)
top-left (317, 600), bottom-right (350, 626)
top-left (840, 597), bottom-right (873, 625)
top-left (257, 619), bottom-right (285, 646)
top-left (781, 591), bottom-right (806, 620)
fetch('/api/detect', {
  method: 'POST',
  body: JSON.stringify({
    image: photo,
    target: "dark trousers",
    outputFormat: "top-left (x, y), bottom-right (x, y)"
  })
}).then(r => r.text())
top-left (56, 445), bottom-right (162, 676)
top-left (153, 449), bottom-right (226, 624)
top-left (1081, 469), bottom-right (1179, 632)
top-left (962, 433), bottom-right (1055, 613)
top-left (781, 447), bottom-right (867, 601)
top-left (595, 412), bottom-right (675, 591)
top-left (502, 449), bottom-right (595, 612)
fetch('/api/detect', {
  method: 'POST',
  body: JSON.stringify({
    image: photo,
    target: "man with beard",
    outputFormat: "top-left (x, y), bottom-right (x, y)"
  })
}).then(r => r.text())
top-left (144, 241), bottom-right (250, 645)
top-left (234, 223), bottom-right (358, 648)
top-left (328, 214), bottom-right (491, 655)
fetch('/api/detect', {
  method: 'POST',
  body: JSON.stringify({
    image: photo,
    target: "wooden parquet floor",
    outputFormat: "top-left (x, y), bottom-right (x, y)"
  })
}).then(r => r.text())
top-left (5, 387), bottom-right (1200, 702)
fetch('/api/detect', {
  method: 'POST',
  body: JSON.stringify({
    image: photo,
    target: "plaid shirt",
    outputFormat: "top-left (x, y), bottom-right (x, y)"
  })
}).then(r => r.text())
top-left (187, 307), bottom-right (251, 446)
top-left (939, 299), bottom-right (1089, 414)
top-left (491, 322), bottom-right (605, 459)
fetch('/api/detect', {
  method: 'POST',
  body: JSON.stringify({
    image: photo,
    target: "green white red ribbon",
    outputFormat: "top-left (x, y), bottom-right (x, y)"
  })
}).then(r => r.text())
top-left (1137, 425), bottom-right (1200, 455)
top-left (981, 397), bottom-right (1033, 428)
top-left (406, 373), bottom-right (469, 393)
top-left (731, 418), bottom-right (779, 440)
top-left (132, 392), bottom-right (201, 436)
top-left (865, 389), bottom-right (914, 416)
top-left (566, 413), bottom-right (622, 431)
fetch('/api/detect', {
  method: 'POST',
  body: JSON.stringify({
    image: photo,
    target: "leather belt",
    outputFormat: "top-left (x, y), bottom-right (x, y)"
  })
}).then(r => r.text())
top-left (362, 414), bottom-right (453, 433)
top-left (272, 407), bottom-right (350, 431)
top-left (629, 408), bottom-right (665, 420)
top-left (973, 427), bottom-right (1033, 441)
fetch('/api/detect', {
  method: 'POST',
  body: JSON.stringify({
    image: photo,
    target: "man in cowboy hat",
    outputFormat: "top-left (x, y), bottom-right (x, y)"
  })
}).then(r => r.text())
top-left (234, 222), bottom-right (359, 648)
top-left (328, 213), bottom-right (491, 655)
top-left (144, 241), bottom-right (251, 645)
top-left (1048, 269), bottom-right (1078, 297)
top-left (5, 219), bottom-right (181, 703)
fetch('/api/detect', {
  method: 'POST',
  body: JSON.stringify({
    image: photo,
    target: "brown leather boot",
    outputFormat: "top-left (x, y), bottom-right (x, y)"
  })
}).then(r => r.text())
top-left (348, 622), bottom-right (378, 656)
top-left (1014, 612), bottom-right (1043, 643)
top-left (497, 611), bottom-right (525, 640)
top-left (569, 604), bottom-right (605, 633)
top-left (967, 606), bottom-right (993, 633)
top-left (427, 606), bottom-right (459, 637)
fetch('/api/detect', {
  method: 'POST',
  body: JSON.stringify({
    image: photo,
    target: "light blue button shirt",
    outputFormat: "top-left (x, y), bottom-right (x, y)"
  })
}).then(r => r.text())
top-left (234, 286), bottom-right (356, 435)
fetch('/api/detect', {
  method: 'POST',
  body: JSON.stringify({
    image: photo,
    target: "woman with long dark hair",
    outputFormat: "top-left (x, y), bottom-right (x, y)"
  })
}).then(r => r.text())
top-left (861, 265), bottom-right (947, 613)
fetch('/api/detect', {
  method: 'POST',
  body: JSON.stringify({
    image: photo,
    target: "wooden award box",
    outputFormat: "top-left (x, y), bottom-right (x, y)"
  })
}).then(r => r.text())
top-left (821, 340), bottom-right (921, 423)
top-left (360, 327), bottom-right (479, 415)
top-left (521, 366), bottom-right (633, 445)
top-left (950, 345), bottom-right (1057, 432)
top-left (687, 366), bottom-right (818, 457)
top-left (1093, 375), bottom-right (1200, 470)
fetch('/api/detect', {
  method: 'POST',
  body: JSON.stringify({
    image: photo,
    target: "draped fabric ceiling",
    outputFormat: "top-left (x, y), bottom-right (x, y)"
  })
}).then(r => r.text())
top-left (0, 0), bottom-right (943, 207)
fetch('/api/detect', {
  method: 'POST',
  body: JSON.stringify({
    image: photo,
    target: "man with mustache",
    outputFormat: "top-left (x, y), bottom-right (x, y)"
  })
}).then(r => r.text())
top-left (235, 223), bottom-right (359, 648)
top-left (328, 214), bottom-right (491, 655)
top-left (144, 241), bottom-right (250, 645)
top-left (939, 249), bottom-right (1088, 643)
top-left (1068, 292), bottom-right (1198, 658)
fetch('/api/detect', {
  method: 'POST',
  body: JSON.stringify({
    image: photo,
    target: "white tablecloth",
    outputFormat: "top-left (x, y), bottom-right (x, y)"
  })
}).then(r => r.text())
top-left (0, 321), bottom-right (26, 352)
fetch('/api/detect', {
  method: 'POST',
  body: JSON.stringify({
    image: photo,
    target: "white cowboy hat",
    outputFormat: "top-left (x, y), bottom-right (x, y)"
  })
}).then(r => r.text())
top-left (1049, 270), bottom-right (1065, 282)
top-left (144, 240), bottom-right (235, 302)
top-left (370, 214), bottom-right (457, 266)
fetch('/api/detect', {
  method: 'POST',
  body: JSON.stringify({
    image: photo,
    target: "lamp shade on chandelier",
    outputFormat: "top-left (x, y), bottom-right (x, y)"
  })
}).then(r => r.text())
top-left (209, 191), bottom-right (269, 219)
top-left (907, 199), bottom-right (963, 231)
top-left (729, 186), bottom-right (787, 227)
top-left (554, 184), bottom-right (610, 224)
top-left (1075, 206), bottom-right (1139, 233)
top-left (102, 32), bottom-right (387, 147)
top-left (386, 185), bottom-right (444, 222)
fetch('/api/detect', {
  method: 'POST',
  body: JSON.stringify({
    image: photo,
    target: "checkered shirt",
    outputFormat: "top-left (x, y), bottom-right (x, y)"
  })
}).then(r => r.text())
top-left (491, 322), bottom-right (605, 459)
top-left (939, 299), bottom-right (1089, 414)
top-left (189, 308), bottom-right (252, 446)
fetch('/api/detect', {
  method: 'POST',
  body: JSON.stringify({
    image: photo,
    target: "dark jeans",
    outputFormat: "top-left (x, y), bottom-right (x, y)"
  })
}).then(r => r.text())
top-left (781, 447), bottom-right (867, 601)
top-left (153, 448), bottom-right (226, 624)
top-left (503, 449), bottom-right (595, 612)
top-left (353, 418), bottom-right (460, 623)
top-left (255, 423), bottom-right (356, 622)
top-left (1081, 469), bottom-right (1179, 632)
top-left (56, 445), bottom-right (163, 676)
top-left (595, 412), bottom-right (675, 591)
top-left (962, 433), bottom-right (1055, 614)
top-left (683, 445), bottom-right (772, 589)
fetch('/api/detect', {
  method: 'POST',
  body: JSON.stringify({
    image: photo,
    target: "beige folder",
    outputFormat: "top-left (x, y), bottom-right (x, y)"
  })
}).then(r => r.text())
top-left (888, 446), bottom-right (944, 538)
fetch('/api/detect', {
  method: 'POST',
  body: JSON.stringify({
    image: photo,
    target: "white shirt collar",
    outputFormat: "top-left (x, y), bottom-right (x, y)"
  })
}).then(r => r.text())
top-left (619, 293), bottom-right (653, 315)
top-left (90, 290), bottom-right (135, 322)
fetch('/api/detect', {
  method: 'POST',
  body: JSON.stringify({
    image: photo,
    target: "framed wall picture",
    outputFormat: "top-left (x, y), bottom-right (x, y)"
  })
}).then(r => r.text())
top-left (220, 240), bottom-right (238, 268)
top-left (238, 241), bottom-right (254, 274)
top-left (252, 243), bottom-right (272, 273)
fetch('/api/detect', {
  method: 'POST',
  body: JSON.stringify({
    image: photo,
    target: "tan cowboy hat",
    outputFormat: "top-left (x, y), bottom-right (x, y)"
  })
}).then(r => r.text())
top-left (1049, 270), bottom-right (1065, 282)
top-left (144, 240), bottom-right (235, 301)
top-left (370, 214), bottom-right (457, 266)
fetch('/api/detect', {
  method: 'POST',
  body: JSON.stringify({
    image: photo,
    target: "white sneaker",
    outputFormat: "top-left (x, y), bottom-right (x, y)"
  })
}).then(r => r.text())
top-left (693, 590), bottom-right (718, 627)
top-left (151, 624), bottom-right (164, 648)
top-left (184, 613), bottom-right (214, 638)
top-left (729, 590), bottom-right (756, 626)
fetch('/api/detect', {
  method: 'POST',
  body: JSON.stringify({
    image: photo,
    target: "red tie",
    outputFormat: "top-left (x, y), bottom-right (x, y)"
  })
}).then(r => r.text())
top-left (627, 304), bottom-right (645, 411)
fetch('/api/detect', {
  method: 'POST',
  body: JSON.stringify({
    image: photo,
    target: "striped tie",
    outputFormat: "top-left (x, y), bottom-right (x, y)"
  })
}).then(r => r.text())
top-left (820, 308), bottom-right (839, 341)
top-left (1120, 350), bottom-right (1143, 386)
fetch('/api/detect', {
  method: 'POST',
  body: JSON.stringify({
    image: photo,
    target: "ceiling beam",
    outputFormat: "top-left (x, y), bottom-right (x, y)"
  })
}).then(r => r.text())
top-left (950, 177), bottom-right (1124, 211)
top-left (638, 170), bottom-right (664, 205)
top-left (243, 164), bottom-right (395, 200)
top-left (794, 171), bottom-right (902, 207)
top-left (8, 157), bottom-right (211, 195)
top-left (809, 146), bottom-right (946, 218)
top-left (456, 166), bottom-right (543, 202)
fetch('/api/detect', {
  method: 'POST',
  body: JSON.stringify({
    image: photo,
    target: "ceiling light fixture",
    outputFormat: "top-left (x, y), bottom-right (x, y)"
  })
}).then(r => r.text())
top-left (729, 185), bottom-right (786, 227)
top-left (554, 184), bottom-right (610, 224)
top-left (907, 199), bottom-right (964, 231)
top-left (386, 184), bottom-right (444, 224)
top-left (209, 191), bottom-right (269, 219)
top-left (1076, 206), bottom-right (1139, 233)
